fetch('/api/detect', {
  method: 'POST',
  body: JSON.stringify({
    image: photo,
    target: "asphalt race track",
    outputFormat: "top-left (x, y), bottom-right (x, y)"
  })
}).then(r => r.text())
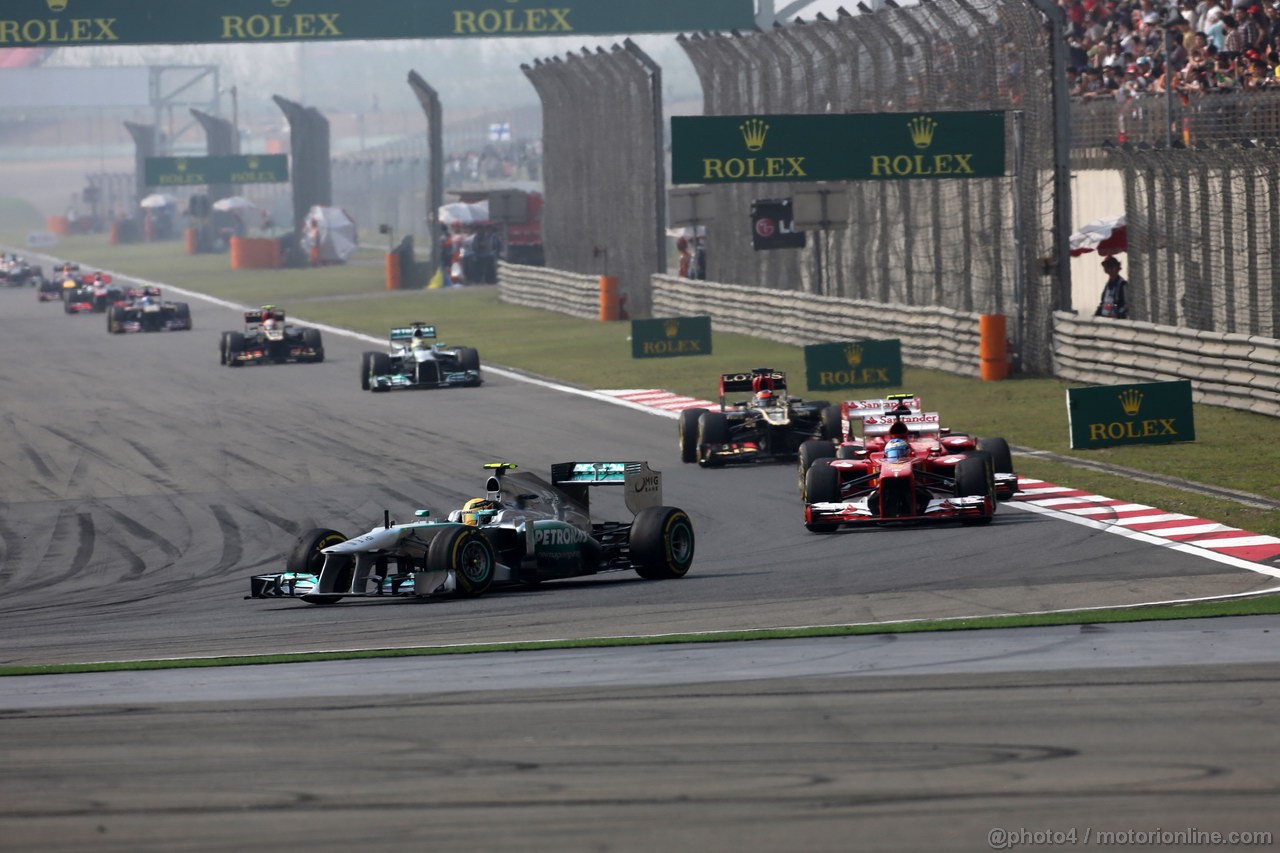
top-left (1, 279), bottom-right (1278, 850)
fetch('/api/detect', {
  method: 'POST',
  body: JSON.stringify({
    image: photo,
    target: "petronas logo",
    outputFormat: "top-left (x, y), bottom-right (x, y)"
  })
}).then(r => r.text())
top-left (908, 116), bottom-right (937, 149)
top-left (740, 118), bottom-right (769, 152)
top-left (1119, 388), bottom-right (1144, 417)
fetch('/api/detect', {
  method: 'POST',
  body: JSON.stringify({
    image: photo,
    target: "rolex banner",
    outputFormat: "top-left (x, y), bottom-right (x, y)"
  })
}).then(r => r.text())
top-left (631, 316), bottom-right (712, 359)
top-left (1067, 380), bottom-right (1196, 449)
top-left (804, 340), bottom-right (903, 391)
top-left (671, 111), bottom-right (1005, 185)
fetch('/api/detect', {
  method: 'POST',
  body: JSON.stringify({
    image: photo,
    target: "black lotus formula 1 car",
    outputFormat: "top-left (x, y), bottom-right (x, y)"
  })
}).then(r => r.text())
top-left (677, 368), bottom-right (837, 467)
top-left (220, 306), bottom-right (324, 366)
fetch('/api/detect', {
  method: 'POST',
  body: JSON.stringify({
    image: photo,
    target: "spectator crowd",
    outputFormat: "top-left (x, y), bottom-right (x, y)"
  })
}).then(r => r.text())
top-left (1063, 0), bottom-right (1280, 97)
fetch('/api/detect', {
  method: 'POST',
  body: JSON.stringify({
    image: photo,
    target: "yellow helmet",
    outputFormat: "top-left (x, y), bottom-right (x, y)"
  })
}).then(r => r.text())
top-left (461, 498), bottom-right (498, 526)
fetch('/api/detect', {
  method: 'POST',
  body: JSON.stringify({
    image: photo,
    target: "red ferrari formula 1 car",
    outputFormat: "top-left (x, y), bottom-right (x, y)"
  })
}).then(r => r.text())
top-left (801, 397), bottom-right (1015, 533)
top-left (797, 394), bottom-right (1017, 502)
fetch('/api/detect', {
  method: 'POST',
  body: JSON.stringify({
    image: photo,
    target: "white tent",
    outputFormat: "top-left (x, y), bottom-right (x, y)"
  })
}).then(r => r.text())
top-left (439, 201), bottom-right (489, 226)
top-left (301, 205), bottom-right (358, 263)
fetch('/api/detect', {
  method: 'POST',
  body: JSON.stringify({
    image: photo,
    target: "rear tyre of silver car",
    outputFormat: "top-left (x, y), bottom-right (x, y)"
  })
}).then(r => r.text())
top-left (632, 506), bottom-right (695, 579)
top-left (428, 525), bottom-right (496, 596)
top-left (678, 408), bottom-right (706, 464)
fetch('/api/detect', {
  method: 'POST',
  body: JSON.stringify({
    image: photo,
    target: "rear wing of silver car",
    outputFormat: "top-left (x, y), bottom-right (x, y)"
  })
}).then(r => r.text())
top-left (550, 461), bottom-right (663, 516)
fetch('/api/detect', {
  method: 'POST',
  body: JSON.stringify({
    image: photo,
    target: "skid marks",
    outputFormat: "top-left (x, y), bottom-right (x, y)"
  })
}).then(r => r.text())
top-left (40, 424), bottom-right (182, 496)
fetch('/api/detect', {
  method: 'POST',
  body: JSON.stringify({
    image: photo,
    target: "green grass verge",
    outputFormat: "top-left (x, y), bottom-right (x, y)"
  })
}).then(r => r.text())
top-left (3, 592), bottom-right (1277, 676)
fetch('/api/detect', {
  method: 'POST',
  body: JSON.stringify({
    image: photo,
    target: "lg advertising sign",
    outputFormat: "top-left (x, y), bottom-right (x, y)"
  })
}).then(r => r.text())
top-left (751, 198), bottom-right (805, 251)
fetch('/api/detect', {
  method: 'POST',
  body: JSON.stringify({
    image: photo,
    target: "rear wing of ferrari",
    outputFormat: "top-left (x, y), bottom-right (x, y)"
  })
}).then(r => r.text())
top-left (550, 461), bottom-right (663, 516)
top-left (862, 411), bottom-right (943, 437)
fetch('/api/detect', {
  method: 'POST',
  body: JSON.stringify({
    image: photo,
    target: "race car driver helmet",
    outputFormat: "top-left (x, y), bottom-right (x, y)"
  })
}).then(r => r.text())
top-left (884, 438), bottom-right (911, 462)
top-left (754, 389), bottom-right (775, 405)
top-left (263, 317), bottom-right (279, 331)
top-left (461, 498), bottom-right (499, 526)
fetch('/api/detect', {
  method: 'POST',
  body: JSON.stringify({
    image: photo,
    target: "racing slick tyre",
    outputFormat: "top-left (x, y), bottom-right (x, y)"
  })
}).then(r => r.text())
top-left (677, 408), bottom-right (707, 464)
top-left (219, 331), bottom-right (231, 364)
top-left (360, 352), bottom-right (376, 390)
top-left (803, 460), bottom-right (842, 533)
top-left (369, 352), bottom-right (393, 391)
top-left (427, 525), bottom-right (496, 596)
top-left (457, 346), bottom-right (482, 384)
top-left (303, 328), bottom-right (324, 363)
top-left (978, 437), bottom-right (1015, 499)
top-left (286, 528), bottom-right (349, 603)
top-left (837, 444), bottom-right (864, 460)
top-left (63, 296), bottom-right (75, 314)
top-left (820, 404), bottom-right (843, 441)
top-left (107, 305), bottom-right (126, 334)
top-left (631, 506), bottom-right (695, 580)
top-left (696, 411), bottom-right (728, 468)
top-left (798, 439), bottom-right (836, 499)
top-left (173, 302), bottom-right (192, 330)
top-left (225, 331), bottom-right (246, 367)
top-left (954, 454), bottom-right (995, 525)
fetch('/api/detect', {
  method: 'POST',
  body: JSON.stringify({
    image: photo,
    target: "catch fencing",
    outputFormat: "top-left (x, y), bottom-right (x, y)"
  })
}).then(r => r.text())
top-left (1106, 144), bottom-right (1280, 339)
top-left (520, 4), bottom-right (1060, 372)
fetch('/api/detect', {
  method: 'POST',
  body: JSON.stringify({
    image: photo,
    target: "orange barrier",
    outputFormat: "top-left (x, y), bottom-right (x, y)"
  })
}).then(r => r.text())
top-left (184, 227), bottom-right (198, 255)
top-left (47, 216), bottom-right (69, 236)
top-left (979, 314), bottom-right (1009, 381)
top-left (385, 252), bottom-right (401, 290)
top-left (599, 275), bottom-right (620, 321)
top-left (230, 236), bottom-right (281, 269)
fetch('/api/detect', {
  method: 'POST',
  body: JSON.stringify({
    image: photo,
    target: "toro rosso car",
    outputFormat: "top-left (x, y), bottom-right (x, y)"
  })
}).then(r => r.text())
top-left (248, 461), bottom-right (694, 604)
top-left (220, 306), bottom-right (324, 366)
top-left (107, 287), bottom-right (193, 333)
top-left (802, 398), bottom-right (1015, 533)
top-left (677, 368), bottom-right (838, 467)
top-left (797, 394), bottom-right (1017, 502)
top-left (360, 323), bottom-right (481, 391)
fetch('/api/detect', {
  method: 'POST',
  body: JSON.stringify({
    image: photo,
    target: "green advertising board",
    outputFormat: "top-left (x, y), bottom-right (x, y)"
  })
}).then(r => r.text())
top-left (671, 111), bottom-right (1006, 185)
top-left (1067, 380), bottom-right (1196, 449)
top-left (1, 0), bottom-right (754, 47)
top-left (804, 339), bottom-right (903, 392)
top-left (144, 154), bottom-right (289, 187)
top-left (631, 316), bottom-right (712, 359)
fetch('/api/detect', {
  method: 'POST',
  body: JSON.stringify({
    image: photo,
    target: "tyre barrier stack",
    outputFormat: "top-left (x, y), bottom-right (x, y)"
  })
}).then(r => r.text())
top-left (498, 261), bottom-right (602, 321)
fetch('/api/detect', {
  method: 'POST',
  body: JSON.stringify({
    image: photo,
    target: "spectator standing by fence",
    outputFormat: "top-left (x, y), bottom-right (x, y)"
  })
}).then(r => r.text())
top-left (1095, 256), bottom-right (1130, 319)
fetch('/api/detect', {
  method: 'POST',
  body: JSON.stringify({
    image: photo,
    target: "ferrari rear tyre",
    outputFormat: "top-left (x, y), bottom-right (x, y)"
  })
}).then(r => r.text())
top-left (798, 440), bottom-right (836, 499)
top-left (978, 437), bottom-right (1014, 498)
top-left (360, 352), bottom-right (375, 389)
top-left (631, 506), bottom-right (695, 579)
top-left (678, 408), bottom-right (706, 464)
top-left (428, 525), bottom-right (496, 596)
top-left (820, 404), bottom-right (843, 441)
top-left (696, 411), bottom-right (728, 468)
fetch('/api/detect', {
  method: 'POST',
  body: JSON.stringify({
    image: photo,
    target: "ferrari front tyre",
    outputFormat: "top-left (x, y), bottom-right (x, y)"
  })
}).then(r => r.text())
top-left (696, 411), bottom-right (728, 468)
top-left (360, 351), bottom-right (375, 389)
top-left (677, 407), bottom-right (706, 464)
top-left (631, 506), bottom-right (695, 579)
top-left (804, 459), bottom-right (842, 503)
top-left (797, 439), bottom-right (836, 499)
top-left (955, 454), bottom-right (995, 525)
top-left (303, 328), bottom-right (324, 362)
top-left (427, 525), bottom-right (496, 596)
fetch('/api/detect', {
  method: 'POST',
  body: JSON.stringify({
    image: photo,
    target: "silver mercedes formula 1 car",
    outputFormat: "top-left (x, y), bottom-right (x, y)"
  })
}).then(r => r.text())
top-left (248, 461), bottom-right (694, 604)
